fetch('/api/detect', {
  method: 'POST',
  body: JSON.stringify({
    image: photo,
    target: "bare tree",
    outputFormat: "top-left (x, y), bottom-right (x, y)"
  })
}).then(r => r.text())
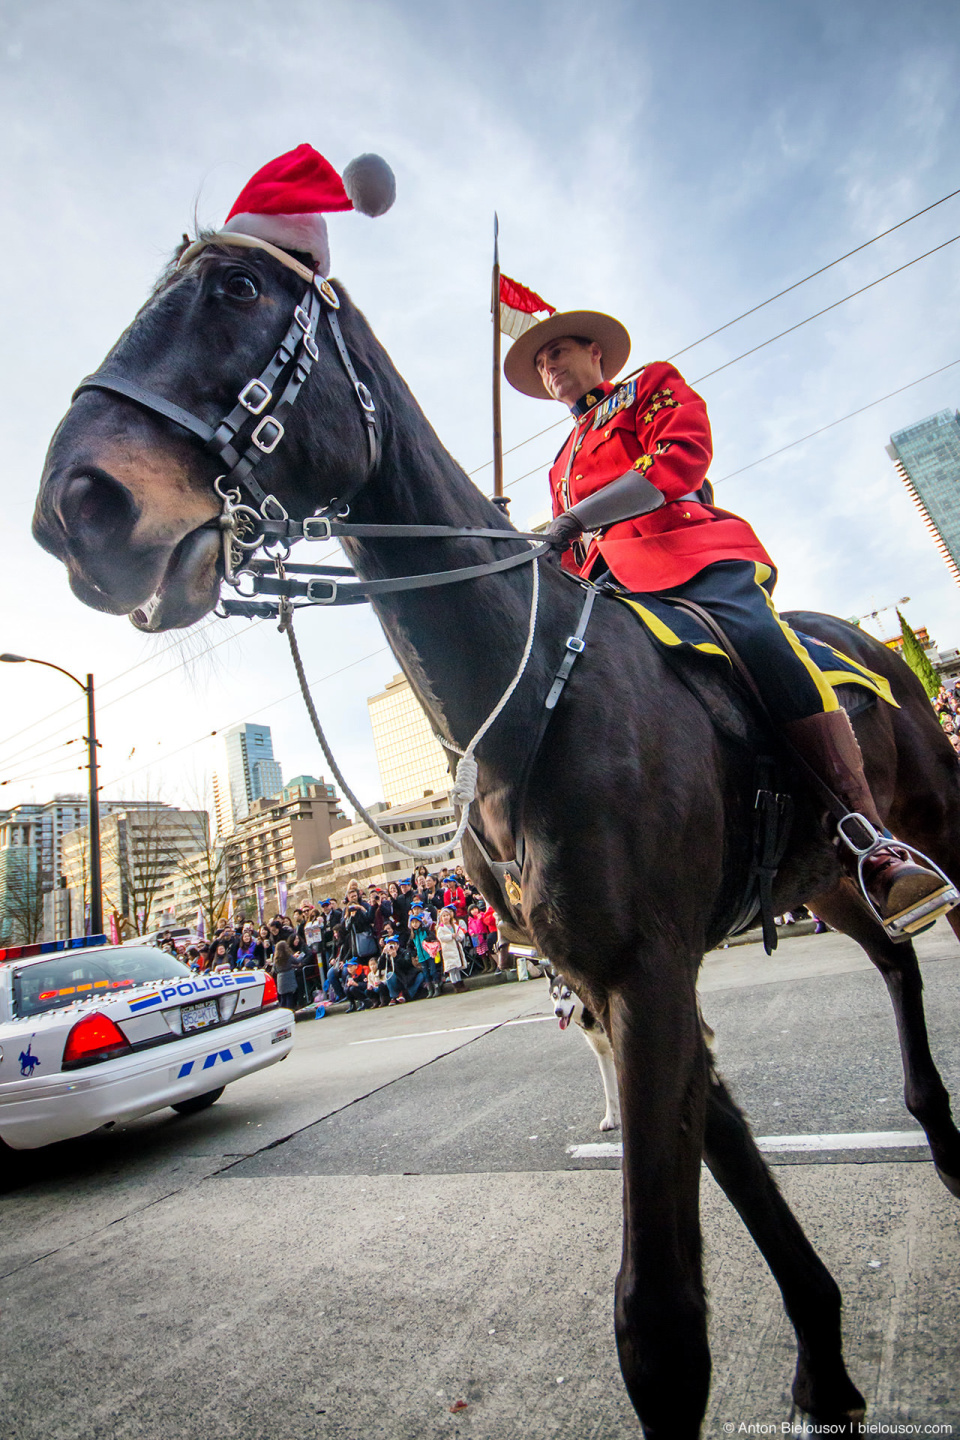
top-left (173, 776), bottom-right (239, 936)
top-left (176, 840), bottom-right (242, 937)
top-left (101, 794), bottom-right (207, 935)
top-left (3, 860), bottom-right (46, 944)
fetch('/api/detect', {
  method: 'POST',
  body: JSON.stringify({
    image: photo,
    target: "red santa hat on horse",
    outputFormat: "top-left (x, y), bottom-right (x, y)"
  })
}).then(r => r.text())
top-left (219, 143), bottom-right (396, 274)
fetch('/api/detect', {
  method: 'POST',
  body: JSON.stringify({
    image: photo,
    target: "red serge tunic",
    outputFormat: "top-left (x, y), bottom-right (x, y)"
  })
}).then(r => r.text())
top-left (549, 361), bottom-right (774, 592)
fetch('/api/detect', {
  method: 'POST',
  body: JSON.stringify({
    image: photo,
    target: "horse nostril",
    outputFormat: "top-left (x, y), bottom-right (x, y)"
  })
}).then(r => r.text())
top-left (58, 471), bottom-right (138, 543)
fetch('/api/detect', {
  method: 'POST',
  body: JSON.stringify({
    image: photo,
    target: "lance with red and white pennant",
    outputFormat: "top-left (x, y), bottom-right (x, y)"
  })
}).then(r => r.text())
top-left (490, 214), bottom-right (555, 503)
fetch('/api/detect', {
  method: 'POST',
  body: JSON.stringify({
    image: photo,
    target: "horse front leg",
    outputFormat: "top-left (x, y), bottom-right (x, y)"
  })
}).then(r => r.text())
top-left (813, 879), bottom-right (960, 1195)
top-left (704, 1067), bottom-right (866, 1428)
top-left (608, 971), bottom-right (710, 1439)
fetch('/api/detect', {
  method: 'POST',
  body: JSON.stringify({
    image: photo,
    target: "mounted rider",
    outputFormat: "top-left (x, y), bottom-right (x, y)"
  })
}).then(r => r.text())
top-left (504, 311), bottom-right (958, 940)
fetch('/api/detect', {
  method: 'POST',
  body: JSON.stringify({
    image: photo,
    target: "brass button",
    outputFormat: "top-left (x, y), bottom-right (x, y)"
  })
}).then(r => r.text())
top-left (683, 511), bottom-right (691, 519)
top-left (575, 474), bottom-right (583, 481)
top-left (604, 429), bottom-right (610, 438)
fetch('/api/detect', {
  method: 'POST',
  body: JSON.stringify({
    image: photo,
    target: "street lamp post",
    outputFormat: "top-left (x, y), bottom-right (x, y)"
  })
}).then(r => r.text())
top-left (0, 654), bottom-right (103, 936)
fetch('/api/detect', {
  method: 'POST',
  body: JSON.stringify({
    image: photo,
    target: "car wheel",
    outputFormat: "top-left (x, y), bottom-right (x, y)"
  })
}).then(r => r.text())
top-left (172, 1087), bottom-right (225, 1116)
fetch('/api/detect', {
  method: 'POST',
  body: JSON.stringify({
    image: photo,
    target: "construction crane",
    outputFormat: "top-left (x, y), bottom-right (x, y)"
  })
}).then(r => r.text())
top-left (847, 597), bottom-right (911, 637)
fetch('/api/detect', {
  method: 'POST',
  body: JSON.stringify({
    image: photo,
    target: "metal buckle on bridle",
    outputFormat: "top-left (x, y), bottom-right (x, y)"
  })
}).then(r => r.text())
top-left (303, 516), bottom-right (332, 542)
top-left (239, 379), bottom-right (271, 415)
top-left (294, 306), bottom-right (320, 361)
top-left (355, 381), bottom-right (375, 413)
top-left (251, 415), bottom-right (284, 453)
top-left (306, 578), bottom-right (338, 604)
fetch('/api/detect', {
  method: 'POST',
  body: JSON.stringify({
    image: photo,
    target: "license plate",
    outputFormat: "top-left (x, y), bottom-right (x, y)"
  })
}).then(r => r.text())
top-left (181, 999), bottom-right (220, 1032)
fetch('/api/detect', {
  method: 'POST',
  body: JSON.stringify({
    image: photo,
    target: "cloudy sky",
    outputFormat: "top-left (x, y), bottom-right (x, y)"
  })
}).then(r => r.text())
top-left (2, 0), bottom-right (960, 816)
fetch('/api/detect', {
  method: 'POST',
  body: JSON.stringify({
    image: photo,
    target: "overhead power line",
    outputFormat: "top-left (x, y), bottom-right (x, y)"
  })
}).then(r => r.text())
top-left (710, 357), bottom-right (960, 486)
top-left (0, 618), bottom-right (267, 775)
top-left (0, 543), bottom-right (341, 760)
top-left (1, 764), bottom-right (87, 790)
top-left (667, 185), bottom-right (960, 360)
top-left (96, 643), bottom-right (391, 795)
top-left (468, 183), bottom-right (960, 480)
top-left (689, 231), bottom-right (960, 385)
top-left (502, 355), bottom-right (960, 495)
top-left (0, 615), bottom-right (223, 758)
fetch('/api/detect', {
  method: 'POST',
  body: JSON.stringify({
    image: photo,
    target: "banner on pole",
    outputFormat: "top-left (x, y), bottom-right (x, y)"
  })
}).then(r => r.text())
top-left (196, 907), bottom-right (205, 941)
top-left (277, 878), bottom-right (288, 916)
top-left (498, 274), bottom-right (555, 340)
top-left (256, 884), bottom-right (265, 923)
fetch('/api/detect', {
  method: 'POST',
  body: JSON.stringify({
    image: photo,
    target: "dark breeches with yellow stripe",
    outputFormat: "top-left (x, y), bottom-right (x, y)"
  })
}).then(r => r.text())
top-left (637, 560), bottom-right (838, 725)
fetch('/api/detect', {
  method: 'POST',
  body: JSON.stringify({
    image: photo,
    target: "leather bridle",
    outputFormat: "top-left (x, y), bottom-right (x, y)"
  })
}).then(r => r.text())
top-left (69, 230), bottom-right (552, 616)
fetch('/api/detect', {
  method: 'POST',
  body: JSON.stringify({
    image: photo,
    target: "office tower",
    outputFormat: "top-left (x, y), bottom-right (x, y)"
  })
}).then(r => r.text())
top-left (367, 673), bottom-right (452, 806)
top-left (214, 723), bottom-right (283, 835)
top-left (887, 410), bottom-right (960, 587)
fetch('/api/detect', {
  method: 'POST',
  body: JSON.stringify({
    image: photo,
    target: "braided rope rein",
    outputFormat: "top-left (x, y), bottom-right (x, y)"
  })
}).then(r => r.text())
top-left (279, 554), bottom-right (540, 863)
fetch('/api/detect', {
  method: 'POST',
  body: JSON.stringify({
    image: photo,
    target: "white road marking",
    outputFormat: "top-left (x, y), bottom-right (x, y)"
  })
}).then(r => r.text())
top-left (755, 1129), bottom-right (927, 1152)
top-left (567, 1130), bottom-right (927, 1161)
top-left (349, 1015), bottom-right (555, 1046)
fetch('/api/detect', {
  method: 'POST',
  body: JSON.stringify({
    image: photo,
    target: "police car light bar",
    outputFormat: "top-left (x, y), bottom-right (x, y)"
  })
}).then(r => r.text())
top-left (0, 934), bottom-right (108, 964)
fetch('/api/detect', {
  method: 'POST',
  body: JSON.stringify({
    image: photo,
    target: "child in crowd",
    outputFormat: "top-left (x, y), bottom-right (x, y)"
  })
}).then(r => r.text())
top-left (436, 907), bottom-right (467, 993)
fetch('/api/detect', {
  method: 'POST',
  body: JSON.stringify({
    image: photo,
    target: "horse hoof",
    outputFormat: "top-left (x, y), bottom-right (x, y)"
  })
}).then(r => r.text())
top-left (935, 1164), bottom-right (960, 1198)
top-left (793, 1367), bottom-right (866, 1432)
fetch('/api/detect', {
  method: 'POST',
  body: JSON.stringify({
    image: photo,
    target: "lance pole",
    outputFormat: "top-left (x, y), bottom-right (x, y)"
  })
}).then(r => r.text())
top-left (491, 212), bottom-right (504, 499)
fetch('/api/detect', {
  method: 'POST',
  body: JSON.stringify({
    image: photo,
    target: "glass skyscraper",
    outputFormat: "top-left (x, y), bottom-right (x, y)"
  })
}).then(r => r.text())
top-left (887, 409), bottom-right (960, 587)
top-left (213, 722), bottom-right (283, 834)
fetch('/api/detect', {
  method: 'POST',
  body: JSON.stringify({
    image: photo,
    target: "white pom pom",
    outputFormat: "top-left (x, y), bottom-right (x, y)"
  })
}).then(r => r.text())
top-left (342, 153), bottom-right (396, 217)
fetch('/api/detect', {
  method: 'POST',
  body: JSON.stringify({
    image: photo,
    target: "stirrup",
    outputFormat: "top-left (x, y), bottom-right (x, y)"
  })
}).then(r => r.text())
top-left (837, 814), bottom-right (959, 942)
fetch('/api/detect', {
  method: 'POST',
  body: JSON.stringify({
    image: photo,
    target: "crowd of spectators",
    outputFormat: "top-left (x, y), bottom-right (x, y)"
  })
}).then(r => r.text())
top-left (151, 679), bottom-right (960, 997)
top-left (934, 682), bottom-right (960, 756)
top-left (155, 864), bottom-right (507, 1016)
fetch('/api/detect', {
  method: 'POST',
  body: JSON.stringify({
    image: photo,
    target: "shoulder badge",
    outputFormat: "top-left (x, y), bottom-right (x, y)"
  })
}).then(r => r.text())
top-left (593, 377), bottom-right (638, 429)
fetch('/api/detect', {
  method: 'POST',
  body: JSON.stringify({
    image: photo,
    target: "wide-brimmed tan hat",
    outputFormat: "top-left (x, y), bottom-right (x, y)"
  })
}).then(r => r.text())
top-left (503, 309), bottom-right (631, 400)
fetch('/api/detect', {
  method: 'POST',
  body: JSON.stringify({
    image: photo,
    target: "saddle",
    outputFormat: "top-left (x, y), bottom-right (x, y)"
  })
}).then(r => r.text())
top-left (466, 581), bottom-right (892, 954)
top-left (615, 591), bottom-right (891, 952)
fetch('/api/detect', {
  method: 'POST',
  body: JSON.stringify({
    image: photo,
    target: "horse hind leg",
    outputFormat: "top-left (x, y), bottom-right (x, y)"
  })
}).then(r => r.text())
top-left (703, 1066), bottom-right (866, 1428)
top-left (813, 878), bottom-right (960, 1196)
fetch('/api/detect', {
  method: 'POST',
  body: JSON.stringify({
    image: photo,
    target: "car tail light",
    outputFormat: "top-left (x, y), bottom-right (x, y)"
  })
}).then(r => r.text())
top-left (63, 1012), bottom-right (133, 1068)
top-left (261, 972), bottom-right (279, 1009)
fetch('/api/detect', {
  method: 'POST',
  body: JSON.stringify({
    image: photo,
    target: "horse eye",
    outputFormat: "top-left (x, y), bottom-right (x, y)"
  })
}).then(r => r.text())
top-left (219, 270), bottom-right (259, 302)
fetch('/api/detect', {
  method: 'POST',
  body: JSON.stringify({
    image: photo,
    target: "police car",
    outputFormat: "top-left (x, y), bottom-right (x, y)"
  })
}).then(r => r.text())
top-left (0, 935), bottom-right (294, 1150)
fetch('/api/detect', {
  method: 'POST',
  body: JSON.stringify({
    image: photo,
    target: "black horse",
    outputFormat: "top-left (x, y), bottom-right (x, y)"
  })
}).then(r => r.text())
top-left (33, 236), bottom-right (960, 1437)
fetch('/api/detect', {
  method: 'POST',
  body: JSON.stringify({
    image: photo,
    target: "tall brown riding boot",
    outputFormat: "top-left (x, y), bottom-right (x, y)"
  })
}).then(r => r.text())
top-left (782, 709), bottom-right (958, 940)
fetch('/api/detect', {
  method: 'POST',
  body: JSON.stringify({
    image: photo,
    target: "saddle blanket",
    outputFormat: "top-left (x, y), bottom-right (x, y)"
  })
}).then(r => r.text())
top-left (617, 595), bottom-right (897, 707)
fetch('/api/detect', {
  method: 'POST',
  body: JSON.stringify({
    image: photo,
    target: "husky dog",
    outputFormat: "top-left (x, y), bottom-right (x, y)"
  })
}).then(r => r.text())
top-left (544, 966), bottom-right (717, 1134)
top-left (544, 966), bottom-right (620, 1132)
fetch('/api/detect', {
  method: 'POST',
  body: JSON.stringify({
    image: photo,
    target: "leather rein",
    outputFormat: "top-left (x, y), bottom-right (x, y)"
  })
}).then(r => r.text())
top-left (71, 230), bottom-right (552, 617)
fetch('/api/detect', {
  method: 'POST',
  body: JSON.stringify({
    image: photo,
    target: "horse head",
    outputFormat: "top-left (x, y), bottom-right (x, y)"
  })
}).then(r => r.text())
top-left (33, 239), bottom-right (379, 631)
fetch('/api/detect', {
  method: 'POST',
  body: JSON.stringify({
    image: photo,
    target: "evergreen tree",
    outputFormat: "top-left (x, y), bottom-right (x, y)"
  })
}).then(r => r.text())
top-left (897, 611), bottom-right (940, 699)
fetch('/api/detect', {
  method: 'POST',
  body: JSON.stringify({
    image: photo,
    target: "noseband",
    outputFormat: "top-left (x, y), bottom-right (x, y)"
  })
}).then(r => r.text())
top-left (70, 230), bottom-right (552, 615)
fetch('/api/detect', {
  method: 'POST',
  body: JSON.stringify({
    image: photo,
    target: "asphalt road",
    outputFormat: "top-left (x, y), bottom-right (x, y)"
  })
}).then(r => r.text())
top-left (3, 923), bottom-right (959, 1439)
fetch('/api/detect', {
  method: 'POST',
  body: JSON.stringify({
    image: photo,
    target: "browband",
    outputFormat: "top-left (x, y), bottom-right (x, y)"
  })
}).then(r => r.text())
top-left (177, 230), bottom-right (318, 284)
